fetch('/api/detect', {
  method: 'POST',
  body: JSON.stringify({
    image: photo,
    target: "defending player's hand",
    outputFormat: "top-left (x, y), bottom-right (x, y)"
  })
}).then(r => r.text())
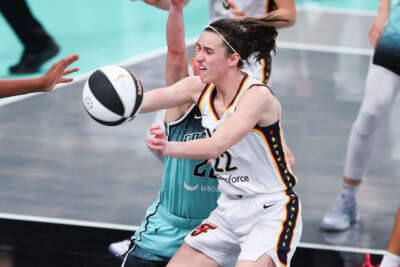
top-left (147, 125), bottom-right (167, 156)
top-left (228, 1), bottom-right (247, 21)
top-left (41, 54), bottom-right (79, 92)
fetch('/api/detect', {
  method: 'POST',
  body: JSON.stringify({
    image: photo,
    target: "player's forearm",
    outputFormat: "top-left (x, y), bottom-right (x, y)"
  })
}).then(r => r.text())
top-left (263, 9), bottom-right (296, 28)
top-left (165, 137), bottom-right (224, 159)
top-left (167, 2), bottom-right (186, 54)
top-left (165, 1), bottom-right (188, 85)
top-left (377, 0), bottom-right (391, 17)
top-left (0, 77), bottom-right (45, 98)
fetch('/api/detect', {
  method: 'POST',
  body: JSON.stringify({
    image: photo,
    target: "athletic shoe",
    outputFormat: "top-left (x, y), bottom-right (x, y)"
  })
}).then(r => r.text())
top-left (10, 40), bottom-right (59, 74)
top-left (321, 193), bottom-right (359, 231)
top-left (108, 239), bottom-right (131, 261)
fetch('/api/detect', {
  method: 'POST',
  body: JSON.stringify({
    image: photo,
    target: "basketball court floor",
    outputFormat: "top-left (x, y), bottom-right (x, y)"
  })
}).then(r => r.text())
top-left (0, 1), bottom-right (399, 266)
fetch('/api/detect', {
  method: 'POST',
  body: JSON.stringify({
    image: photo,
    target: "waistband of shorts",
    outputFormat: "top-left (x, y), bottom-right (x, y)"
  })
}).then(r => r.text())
top-left (157, 203), bottom-right (204, 229)
top-left (223, 189), bottom-right (297, 202)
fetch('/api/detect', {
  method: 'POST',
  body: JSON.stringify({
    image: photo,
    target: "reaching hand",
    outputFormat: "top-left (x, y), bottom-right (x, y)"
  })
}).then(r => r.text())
top-left (41, 54), bottom-right (79, 92)
top-left (147, 124), bottom-right (168, 156)
top-left (228, 1), bottom-right (246, 21)
top-left (368, 14), bottom-right (387, 48)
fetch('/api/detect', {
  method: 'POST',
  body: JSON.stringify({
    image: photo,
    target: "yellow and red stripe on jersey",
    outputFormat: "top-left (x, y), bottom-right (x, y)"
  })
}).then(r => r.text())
top-left (252, 121), bottom-right (297, 190)
top-left (276, 190), bottom-right (300, 266)
top-left (198, 83), bottom-right (214, 111)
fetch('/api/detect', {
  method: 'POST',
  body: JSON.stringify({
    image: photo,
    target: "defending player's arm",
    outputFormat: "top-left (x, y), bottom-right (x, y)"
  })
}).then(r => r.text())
top-left (146, 0), bottom-right (189, 161)
top-left (165, 0), bottom-right (189, 86)
top-left (369, 0), bottom-right (391, 48)
top-left (228, 0), bottom-right (296, 28)
top-left (147, 85), bottom-right (276, 159)
top-left (0, 54), bottom-right (79, 98)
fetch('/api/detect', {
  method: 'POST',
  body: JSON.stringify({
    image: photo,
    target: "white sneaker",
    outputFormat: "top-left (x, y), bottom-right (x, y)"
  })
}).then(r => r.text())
top-left (108, 239), bottom-right (131, 261)
top-left (321, 194), bottom-right (359, 231)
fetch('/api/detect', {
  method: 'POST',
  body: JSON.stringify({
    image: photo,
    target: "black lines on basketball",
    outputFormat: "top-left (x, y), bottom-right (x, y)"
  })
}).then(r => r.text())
top-left (88, 70), bottom-right (125, 116)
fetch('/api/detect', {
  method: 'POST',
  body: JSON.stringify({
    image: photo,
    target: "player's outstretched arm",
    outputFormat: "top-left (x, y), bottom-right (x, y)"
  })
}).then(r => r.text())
top-left (165, 0), bottom-right (189, 86)
top-left (140, 76), bottom-right (203, 113)
top-left (0, 54), bottom-right (79, 98)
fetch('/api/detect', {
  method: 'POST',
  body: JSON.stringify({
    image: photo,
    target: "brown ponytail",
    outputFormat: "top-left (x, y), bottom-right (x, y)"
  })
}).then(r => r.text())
top-left (205, 17), bottom-right (289, 67)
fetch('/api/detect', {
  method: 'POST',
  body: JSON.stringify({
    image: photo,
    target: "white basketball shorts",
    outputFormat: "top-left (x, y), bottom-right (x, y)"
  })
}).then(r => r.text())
top-left (185, 190), bottom-right (302, 267)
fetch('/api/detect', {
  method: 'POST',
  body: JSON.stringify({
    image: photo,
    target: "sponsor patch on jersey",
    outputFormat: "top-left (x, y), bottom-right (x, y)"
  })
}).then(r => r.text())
top-left (215, 174), bottom-right (250, 184)
top-left (183, 182), bottom-right (199, 191)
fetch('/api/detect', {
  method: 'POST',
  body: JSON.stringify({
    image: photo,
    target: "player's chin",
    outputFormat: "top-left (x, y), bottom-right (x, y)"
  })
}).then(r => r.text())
top-left (199, 73), bottom-right (210, 84)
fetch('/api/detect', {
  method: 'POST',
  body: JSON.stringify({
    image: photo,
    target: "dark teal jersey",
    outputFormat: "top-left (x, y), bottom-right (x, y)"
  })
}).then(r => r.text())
top-left (161, 105), bottom-right (219, 219)
top-left (133, 105), bottom-right (219, 258)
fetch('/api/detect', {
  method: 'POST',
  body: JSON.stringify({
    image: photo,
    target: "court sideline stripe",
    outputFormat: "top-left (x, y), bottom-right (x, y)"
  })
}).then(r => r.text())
top-left (0, 212), bottom-right (386, 255)
top-left (0, 39), bottom-right (372, 108)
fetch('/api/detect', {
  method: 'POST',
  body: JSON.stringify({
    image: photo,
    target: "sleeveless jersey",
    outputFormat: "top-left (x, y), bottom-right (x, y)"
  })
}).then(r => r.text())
top-left (373, 2), bottom-right (400, 76)
top-left (197, 74), bottom-right (297, 196)
top-left (133, 105), bottom-right (220, 258)
top-left (161, 105), bottom-right (220, 218)
top-left (208, 0), bottom-right (277, 84)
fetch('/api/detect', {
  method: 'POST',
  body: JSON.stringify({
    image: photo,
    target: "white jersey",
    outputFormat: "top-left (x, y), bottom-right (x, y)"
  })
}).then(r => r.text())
top-left (209, 0), bottom-right (267, 22)
top-left (198, 74), bottom-right (297, 196)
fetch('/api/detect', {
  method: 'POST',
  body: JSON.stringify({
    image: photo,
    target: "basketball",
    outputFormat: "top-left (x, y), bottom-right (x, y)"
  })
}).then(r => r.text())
top-left (82, 65), bottom-right (143, 126)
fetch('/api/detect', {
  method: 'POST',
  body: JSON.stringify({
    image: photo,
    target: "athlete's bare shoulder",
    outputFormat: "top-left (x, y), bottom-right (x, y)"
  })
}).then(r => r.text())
top-left (181, 75), bottom-right (207, 101)
top-left (241, 84), bottom-right (280, 126)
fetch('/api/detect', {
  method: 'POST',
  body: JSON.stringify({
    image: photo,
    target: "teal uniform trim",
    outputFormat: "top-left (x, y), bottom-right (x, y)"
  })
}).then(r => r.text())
top-left (132, 105), bottom-right (220, 258)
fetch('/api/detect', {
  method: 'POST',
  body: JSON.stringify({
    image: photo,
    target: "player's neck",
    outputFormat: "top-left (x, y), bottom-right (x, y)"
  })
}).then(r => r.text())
top-left (214, 71), bottom-right (245, 109)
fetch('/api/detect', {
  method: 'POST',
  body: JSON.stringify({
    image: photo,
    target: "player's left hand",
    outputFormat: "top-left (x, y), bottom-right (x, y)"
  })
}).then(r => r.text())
top-left (147, 124), bottom-right (167, 156)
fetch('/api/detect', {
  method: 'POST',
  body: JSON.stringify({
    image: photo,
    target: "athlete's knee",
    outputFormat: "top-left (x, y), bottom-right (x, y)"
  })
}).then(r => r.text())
top-left (353, 112), bottom-right (380, 137)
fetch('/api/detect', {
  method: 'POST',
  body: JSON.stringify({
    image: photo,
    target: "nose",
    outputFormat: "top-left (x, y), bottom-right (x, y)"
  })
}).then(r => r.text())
top-left (195, 51), bottom-right (204, 63)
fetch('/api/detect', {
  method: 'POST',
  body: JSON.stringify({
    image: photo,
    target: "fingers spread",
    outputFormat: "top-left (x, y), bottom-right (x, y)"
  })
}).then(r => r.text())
top-left (64, 68), bottom-right (79, 76)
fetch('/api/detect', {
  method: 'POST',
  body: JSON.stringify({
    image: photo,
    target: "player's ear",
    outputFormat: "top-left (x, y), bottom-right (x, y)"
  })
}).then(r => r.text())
top-left (228, 53), bottom-right (240, 67)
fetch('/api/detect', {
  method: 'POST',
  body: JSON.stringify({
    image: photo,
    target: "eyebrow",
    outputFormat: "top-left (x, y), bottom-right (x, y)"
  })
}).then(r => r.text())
top-left (196, 42), bottom-right (214, 52)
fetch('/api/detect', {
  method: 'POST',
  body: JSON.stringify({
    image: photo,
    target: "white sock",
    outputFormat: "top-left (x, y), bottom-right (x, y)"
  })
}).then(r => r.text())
top-left (340, 183), bottom-right (359, 201)
top-left (380, 252), bottom-right (400, 267)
